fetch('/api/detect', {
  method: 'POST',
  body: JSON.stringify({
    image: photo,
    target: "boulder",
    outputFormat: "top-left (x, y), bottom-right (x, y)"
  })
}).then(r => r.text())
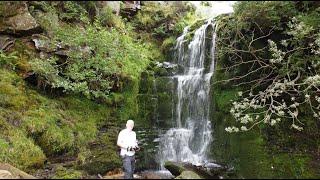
top-left (0, 2), bottom-right (41, 35)
top-left (0, 163), bottom-right (36, 179)
top-left (164, 161), bottom-right (186, 176)
top-left (175, 171), bottom-right (202, 179)
top-left (0, 170), bottom-right (14, 179)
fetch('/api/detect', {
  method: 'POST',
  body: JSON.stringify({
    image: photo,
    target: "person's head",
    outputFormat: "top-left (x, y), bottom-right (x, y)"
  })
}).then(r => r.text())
top-left (126, 120), bottom-right (134, 131)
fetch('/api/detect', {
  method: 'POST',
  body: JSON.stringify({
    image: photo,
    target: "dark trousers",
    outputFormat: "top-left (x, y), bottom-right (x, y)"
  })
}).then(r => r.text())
top-left (122, 155), bottom-right (135, 179)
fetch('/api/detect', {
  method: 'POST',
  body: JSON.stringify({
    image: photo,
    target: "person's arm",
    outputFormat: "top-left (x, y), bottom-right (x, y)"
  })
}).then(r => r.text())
top-left (133, 132), bottom-right (140, 151)
top-left (133, 132), bottom-right (138, 146)
top-left (117, 131), bottom-right (127, 149)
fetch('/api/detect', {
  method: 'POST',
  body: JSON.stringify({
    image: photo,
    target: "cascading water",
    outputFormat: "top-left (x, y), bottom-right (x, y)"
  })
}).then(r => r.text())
top-left (158, 19), bottom-right (218, 168)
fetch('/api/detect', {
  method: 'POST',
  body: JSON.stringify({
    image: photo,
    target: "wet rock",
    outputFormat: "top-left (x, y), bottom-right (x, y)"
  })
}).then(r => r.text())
top-left (164, 161), bottom-right (230, 179)
top-left (0, 2), bottom-right (41, 35)
top-left (202, 162), bottom-right (229, 177)
top-left (175, 171), bottom-right (202, 179)
top-left (0, 35), bottom-right (15, 52)
top-left (184, 162), bottom-right (229, 178)
top-left (154, 61), bottom-right (178, 76)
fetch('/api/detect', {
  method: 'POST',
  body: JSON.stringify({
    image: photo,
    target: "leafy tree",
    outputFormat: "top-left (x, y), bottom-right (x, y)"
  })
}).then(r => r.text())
top-left (215, 1), bottom-right (320, 132)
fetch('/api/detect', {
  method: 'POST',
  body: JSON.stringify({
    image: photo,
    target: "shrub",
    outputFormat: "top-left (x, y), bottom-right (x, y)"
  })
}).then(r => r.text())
top-left (30, 21), bottom-right (152, 100)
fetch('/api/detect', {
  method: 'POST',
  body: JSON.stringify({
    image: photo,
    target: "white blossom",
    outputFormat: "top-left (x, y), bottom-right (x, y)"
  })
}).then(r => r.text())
top-left (241, 126), bottom-right (248, 131)
top-left (291, 124), bottom-right (303, 131)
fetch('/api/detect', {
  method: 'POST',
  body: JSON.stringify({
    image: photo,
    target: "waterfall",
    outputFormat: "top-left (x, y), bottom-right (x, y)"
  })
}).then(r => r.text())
top-left (158, 19), bottom-right (217, 167)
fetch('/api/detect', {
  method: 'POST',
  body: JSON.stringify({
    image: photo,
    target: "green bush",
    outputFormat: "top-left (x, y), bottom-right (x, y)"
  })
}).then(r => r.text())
top-left (59, 1), bottom-right (89, 24)
top-left (29, 20), bottom-right (152, 100)
top-left (98, 6), bottom-right (124, 29)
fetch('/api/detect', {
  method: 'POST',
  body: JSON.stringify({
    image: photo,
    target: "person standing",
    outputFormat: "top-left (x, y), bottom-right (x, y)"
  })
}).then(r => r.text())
top-left (117, 120), bottom-right (140, 179)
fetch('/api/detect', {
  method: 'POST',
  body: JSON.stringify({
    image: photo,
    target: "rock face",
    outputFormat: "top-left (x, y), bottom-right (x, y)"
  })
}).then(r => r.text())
top-left (0, 2), bottom-right (41, 35)
top-left (0, 163), bottom-right (36, 179)
top-left (0, 35), bottom-right (15, 51)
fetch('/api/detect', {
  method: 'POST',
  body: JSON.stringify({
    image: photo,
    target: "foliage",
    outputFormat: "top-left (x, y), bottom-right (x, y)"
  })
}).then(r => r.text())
top-left (132, 1), bottom-right (196, 39)
top-left (215, 2), bottom-right (320, 133)
top-left (0, 51), bottom-right (18, 70)
top-left (97, 6), bottom-right (125, 29)
top-left (30, 17), bottom-right (152, 101)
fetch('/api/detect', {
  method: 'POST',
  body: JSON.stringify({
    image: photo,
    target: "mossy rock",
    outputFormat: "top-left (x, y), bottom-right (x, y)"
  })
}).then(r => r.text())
top-left (81, 132), bottom-right (121, 175)
top-left (51, 165), bottom-right (84, 179)
top-left (175, 171), bottom-right (202, 179)
top-left (37, 125), bottom-right (75, 156)
top-left (155, 77), bottom-right (175, 92)
top-left (154, 66), bottom-right (169, 76)
top-left (164, 161), bottom-right (186, 176)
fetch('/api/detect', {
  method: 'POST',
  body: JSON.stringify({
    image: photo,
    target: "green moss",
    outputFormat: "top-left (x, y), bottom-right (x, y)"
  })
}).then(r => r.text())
top-left (38, 124), bottom-right (75, 156)
top-left (0, 69), bottom-right (28, 110)
top-left (0, 66), bottom-right (120, 173)
top-left (0, 118), bottom-right (46, 171)
top-left (110, 93), bottom-right (125, 105)
top-left (51, 165), bottom-right (84, 179)
top-left (161, 36), bottom-right (176, 52)
top-left (81, 132), bottom-right (122, 174)
top-left (116, 77), bottom-right (140, 124)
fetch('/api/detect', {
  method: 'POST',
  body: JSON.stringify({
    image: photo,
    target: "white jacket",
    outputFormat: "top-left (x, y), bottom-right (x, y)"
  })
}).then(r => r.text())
top-left (117, 129), bottom-right (138, 156)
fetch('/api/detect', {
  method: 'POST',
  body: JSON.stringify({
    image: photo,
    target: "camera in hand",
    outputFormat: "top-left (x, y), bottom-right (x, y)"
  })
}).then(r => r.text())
top-left (127, 146), bottom-right (140, 152)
